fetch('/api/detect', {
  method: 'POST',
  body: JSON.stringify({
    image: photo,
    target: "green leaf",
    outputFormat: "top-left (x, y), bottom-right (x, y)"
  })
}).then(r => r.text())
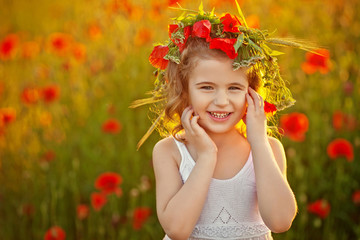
top-left (248, 39), bottom-right (262, 53)
top-left (235, 0), bottom-right (248, 28)
top-left (234, 33), bottom-right (244, 52)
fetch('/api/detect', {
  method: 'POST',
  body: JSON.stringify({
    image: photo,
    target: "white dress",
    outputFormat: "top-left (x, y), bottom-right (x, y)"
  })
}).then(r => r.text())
top-left (163, 139), bottom-right (273, 240)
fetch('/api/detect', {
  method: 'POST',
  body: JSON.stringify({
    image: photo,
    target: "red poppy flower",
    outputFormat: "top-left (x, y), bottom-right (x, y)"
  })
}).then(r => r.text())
top-left (48, 33), bottom-right (73, 56)
top-left (77, 204), bottom-right (89, 220)
top-left (169, 25), bottom-right (191, 52)
top-left (352, 190), bottom-right (360, 204)
top-left (192, 20), bottom-right (212, 42)
top-left (301, 48), bottom-right (330, 74)
top-left (0, 107), bottom-right (16, 126)
top-left (279, 112), bottom-right (309, 141)
top-left (134, 27), bottom-right (153, 47)
top-left (327, 138), bottom-right (354, 162)
top-left (72, 43), bottom-right (87, 63)
top-left (264, 101), bottom-right (277, 116)
top-left (102, 119), bottom-right (122, 134)
top-left (44, 226), bottom-right (66, 240)
top-left (42, 150), bottom-right (56, 162)
top-left (87, 23), bottom-right (102, 40)
top-left (41, 85), bottom-right (60, 103)
top-left (21, 87), bottom-right (40, 104)
top-left (149, 45), bottom-right (169, 70)
top-left (0, 34), bottom-right (19, 60)
top-left (168, 0), bottom-right (182, 6)
top-left (307, 199), bottom-right (330, 219)
top-left (133, 207), bottom-right (151, 230)
top-left (95, 172), bottom-right (123, 196)
top-left (209, 38), bottom-right (238, 59)
top-left (220, 13), bottom-right (240, 33)
top-left (91, 192), bottom-right (107, 211)
top-left (332, 110), bottom-right (357, 131)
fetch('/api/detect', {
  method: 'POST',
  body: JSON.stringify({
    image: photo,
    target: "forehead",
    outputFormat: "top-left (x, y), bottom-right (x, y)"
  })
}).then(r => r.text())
top-left (189, 58), bottom-right (248, 85)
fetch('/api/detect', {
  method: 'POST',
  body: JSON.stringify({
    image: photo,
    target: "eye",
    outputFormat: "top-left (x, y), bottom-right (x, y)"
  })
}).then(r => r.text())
top-left (200, 86), bottom-right (213, 90)
top-left (229, 86), bottom-right (243, 91)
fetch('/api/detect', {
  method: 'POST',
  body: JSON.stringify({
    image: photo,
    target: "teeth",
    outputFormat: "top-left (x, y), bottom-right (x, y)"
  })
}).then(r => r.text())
top-left (210, 112), bottom-right (230, 118)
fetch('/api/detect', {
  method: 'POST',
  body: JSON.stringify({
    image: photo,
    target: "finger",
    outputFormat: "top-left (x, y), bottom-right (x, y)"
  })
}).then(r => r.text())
top-left (190, 115), bottom-right (204, 135)
top-left (246, 92), bottom-right (255, 111)
top-left (256, 93), bottom-right (264, 112)
top-left (181, 107), bottom-right (195, 134)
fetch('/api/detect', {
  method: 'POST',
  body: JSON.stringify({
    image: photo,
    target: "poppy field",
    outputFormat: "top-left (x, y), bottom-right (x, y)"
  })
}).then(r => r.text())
top-left (0, 0), bottom-right (359, 239)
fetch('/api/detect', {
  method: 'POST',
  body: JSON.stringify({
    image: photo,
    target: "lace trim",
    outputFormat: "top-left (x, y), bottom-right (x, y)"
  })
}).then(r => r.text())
top-left (191, 223), bottom-right (270, 239)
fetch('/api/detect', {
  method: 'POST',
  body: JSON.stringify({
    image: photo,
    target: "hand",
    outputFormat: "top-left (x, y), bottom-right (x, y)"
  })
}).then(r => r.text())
top-left (245, 87), bottom-right (267, 145)
top-left (181, 106), bottom-right (218, 159)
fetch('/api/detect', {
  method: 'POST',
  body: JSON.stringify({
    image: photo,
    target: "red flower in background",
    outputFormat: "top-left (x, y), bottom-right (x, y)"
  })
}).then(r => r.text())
top-left (0, 107), bottom-right (16, 126)
top-left (280, 112), bottom-right (309, 141)
top-left (0, 34), bottom-right (19, 60)
top-left (44, 226), bottom-right (66, 240)
top-left (169, 25), bottom-right (191, 52)
top-left (102, 119), bottom-right (122, 134)
top-left (264, 101), bottom-right (277, 116)
top-left (21, 87), bottom-right (40, 104)
top-left (192, 20), bottom-right (212, 42)
top-left (332, 110), bottom-right (357, 131)
top-left (42, 150), bottom-right (56, 162)
top-left (133, 207), bottom-right (151, 230)
top-left (327, 138), bottom-right (354, 162)
top-left (301, 48), bottom-right (330, 74)
top-left (352, 190), bottom-right (360, 204)
top-left (77, 204), bottom-right (89, 220)
top-left (209, 38), bottom-right (238, 59)
top-left (95, 172), bottom-right (123, 196)
top-left (72, 43), bottom-right (87, 63)
top-left (221, 13), bottom-right (241, 33)
top-left (87, 22), bottom-right (102, 40)
top-left (168, 0), bottom-right (182, 6)
top-left (134, 27), bottom-right (153, 47)
top-left (308, 199), bottom-right (330, 219)
top-left (149, 45), bottom-right (169, 70)
top-left (41, 85), bottom-right (60, 103)
top-left (91, 192), bottom-right (107, 211)
top-left (48, 33), bottom-right (73, 56)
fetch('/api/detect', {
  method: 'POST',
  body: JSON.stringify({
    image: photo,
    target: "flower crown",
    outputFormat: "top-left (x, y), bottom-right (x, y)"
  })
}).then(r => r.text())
top-left (132, 2), bottom-right (317, 148)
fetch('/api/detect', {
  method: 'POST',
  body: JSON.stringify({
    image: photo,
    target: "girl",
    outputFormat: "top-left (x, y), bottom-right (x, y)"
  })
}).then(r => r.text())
top-left (132, 3), bottom-right (315, 240)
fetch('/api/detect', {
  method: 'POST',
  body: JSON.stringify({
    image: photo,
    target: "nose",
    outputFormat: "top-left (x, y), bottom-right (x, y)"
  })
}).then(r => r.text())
top-left (214, 91), bottom-right (229, 106)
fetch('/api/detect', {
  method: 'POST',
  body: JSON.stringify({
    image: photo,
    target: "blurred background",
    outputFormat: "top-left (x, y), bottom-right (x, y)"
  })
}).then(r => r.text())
top-left (0, 0), bottom-right (359, 239)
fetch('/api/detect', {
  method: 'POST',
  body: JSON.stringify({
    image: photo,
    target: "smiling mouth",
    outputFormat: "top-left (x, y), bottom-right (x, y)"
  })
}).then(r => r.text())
top-left (209, 112), bottom-right (231, 119)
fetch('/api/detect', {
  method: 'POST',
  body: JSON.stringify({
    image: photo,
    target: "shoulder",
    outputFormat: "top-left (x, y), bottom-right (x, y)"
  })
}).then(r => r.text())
top-left (267, 136), bottom-right (287, 175)
top-left (153, 137), bottom-right (181, 167)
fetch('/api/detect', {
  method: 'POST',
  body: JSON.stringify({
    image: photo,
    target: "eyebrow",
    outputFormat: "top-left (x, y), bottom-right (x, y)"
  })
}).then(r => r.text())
top-left (195, 81), bottom-right (247, 88)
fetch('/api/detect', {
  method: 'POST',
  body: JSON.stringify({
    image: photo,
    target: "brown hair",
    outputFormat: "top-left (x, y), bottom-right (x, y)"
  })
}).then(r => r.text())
top-left (163, 37), bottom-right (261, 140)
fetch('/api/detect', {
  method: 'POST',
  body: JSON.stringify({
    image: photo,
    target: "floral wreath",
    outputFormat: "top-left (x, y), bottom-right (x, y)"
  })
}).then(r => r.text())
top-left (132, 1), bottom-right (317, 148)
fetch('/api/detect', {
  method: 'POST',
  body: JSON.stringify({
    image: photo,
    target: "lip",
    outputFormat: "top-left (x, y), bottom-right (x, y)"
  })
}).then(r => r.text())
top-left (207, 111), bottom-right (232, 122)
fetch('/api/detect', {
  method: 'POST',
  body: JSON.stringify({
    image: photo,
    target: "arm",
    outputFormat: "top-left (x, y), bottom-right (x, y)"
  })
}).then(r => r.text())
top-left (246, 88), bottom-right (297, 233)
top-left (153, 107), bottom-right (217, 240)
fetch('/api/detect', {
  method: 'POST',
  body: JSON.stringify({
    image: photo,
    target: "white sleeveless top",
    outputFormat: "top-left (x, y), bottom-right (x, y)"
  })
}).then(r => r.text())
top-left (164, 139), bottom-right (272, 240)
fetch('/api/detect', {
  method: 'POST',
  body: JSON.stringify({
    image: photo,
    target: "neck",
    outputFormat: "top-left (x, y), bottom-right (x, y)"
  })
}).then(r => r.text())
top-left (207, 128), bottom-right (246, 150)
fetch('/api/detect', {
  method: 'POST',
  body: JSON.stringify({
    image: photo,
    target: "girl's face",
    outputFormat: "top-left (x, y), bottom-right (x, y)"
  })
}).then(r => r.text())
top-left (188, 57), bottom-right (249, 135)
